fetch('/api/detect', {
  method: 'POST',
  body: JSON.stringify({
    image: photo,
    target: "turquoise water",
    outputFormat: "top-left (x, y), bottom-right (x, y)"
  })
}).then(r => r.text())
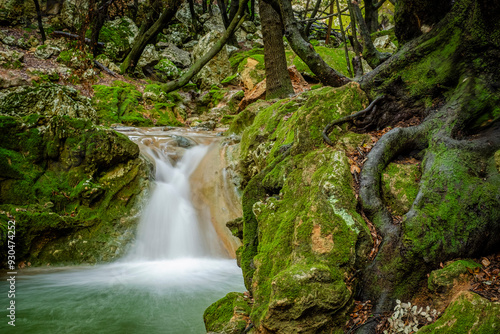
top-left (1, 258), bottom-right (245, 333)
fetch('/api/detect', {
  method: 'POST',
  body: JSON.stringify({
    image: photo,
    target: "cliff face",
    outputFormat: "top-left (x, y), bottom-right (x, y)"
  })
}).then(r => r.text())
top-left (0, 83), bottom-right (149, 266)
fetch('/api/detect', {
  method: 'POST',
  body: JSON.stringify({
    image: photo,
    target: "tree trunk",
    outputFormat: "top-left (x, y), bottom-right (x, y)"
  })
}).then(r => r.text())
top-left (33, 0), bottom-right (46, 43)
top-left (351, 0), bottom-right (390, 69)
top-left (188, 0), bottom-right (200, 31)
top-left (304, 0), bottom-right (321, 38)
top-left (90, 0), bottom-right (114, 57)
top-left (120, 0), bottom-right (181, 74)
top-left (250, 0), bottom-right (255, 20)
top-left (335, 0), bottom-right (352, 77)
top-left (260, 0), bottom-right (294, 99)
top-left (347, 0), bottom-right (362, 56)
top-left (217, 0), bottom-right (230, 28)
top-left (363, 0), bottom-right (387, 33)
top-left (269, 0), bottom-right (350, 87)
top-left (162, 0), bottom-right (248, 93)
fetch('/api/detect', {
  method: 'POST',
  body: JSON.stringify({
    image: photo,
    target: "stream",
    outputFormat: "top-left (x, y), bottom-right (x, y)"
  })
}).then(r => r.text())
top-left (1, 127), bottom-right (245, 334)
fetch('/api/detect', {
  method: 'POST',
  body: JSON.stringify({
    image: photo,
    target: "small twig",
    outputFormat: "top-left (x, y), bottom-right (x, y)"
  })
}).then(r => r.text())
top-left (322, 96), bottom-right (385, 146)
top-left (51, 31), bottom-right (105, 48)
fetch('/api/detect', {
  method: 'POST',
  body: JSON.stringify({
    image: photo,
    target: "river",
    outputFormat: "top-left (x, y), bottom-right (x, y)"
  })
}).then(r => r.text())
top-left (1, 127), bottom-right (245, 334)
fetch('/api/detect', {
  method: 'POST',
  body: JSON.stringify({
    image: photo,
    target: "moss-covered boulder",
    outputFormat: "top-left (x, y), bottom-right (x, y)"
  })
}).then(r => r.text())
top-left (428, 259), bottom-right (481, 292)
top-left (381, 162), bottom-right (421, 215)
top-left (234, 83), bottom-right (373, 332)
top-left (99, 16), bottom-right (139, 61)
top-left (204, 292), bottom-right (251, 334)
top-left (419, 291), bottom-right (500, 333)
top-left (0, 83), bottom-right (97, 121)
top-left (286, 46), bottom-right (353, 78)
top-left (0, 86), bottom-right (149, 266)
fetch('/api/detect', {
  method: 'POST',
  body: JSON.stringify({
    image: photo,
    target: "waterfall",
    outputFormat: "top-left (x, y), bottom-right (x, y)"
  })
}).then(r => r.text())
top-left (3, 128), bottom-right (245, 334)
top-left (128, 144), bottom-right (225, 260)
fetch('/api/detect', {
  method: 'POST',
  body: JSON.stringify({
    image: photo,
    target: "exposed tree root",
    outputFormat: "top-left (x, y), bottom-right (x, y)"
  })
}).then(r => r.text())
top-left (322, 96), bottom-right (385, 146)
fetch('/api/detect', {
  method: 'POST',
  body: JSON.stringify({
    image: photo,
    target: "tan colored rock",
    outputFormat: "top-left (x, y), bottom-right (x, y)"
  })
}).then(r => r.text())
top-left (240, 57), bottom-right (265, 91)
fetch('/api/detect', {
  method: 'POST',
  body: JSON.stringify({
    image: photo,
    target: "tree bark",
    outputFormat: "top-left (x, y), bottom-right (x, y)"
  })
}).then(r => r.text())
top-left (89, 0), bottom-right (114, 57)
top-left (120, 0), bottom-right (181, 74)
top-left (363, 0), bottom-right (387, 33)
top-left (260, 0), bottom-right (294, 99)
top-left (162, 0), bottom-right (249, 93)
top-left (351, 0), bottom-right (390, 68)
top-left (188, 0), bottom-right (201, 31)
top-left (269, 0), bottom-right (350, 87)
top-left (336, 0), bottom-right (352, 77)
top-left (304, 0), bottom-right (322, 38)
top-left (33, 0), bottom-right (46, 43)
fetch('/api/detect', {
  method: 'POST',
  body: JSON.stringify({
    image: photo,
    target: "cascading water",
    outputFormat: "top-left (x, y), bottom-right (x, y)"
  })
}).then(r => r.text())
top-left (1, 128), bottom-right (245, 334)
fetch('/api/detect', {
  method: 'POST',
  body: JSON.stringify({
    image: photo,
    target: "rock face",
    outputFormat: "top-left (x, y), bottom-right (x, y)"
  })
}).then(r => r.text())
top-left (0, 83), bottom-right (149, 266)
top-left (0, 83), bottom-right (97, 121)
top-left (192, 31), bottom-right (232, 89)
top-left (160, 44), bottom-right (192, 68)
top-left (206, 83), bottom-right (374, 333)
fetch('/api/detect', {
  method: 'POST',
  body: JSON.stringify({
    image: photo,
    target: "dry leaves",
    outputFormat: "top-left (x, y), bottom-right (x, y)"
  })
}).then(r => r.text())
top-left (470, 254), bottom-right (500, 302)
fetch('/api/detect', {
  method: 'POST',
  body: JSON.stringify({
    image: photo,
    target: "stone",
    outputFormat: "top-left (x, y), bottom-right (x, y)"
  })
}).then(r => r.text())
top-left (154, 59), bottom-right (180, 80)
top-left (428, 259), bottom-right (481, 292)
top-left (374, 35), bottom-right (397, 51)
top-left (0, 83), bottom-right (97, 121)
top-left (192, 31), bottom-right (232, 90)
top-left (82, 68), bottom-right (96, 80)
top-left (241, 21), bottom-right (257, 34)
top-left (240, 57), bottom-right (265, 91)
top-left (235, 29), bottom-right (247, 43)
top-left (35, 45), bottom-right (61, 60)
top-left (225, 45), bottom-right (239, 57)
top-left (162, 23), bottom-right (193, 47)
top-left (0, 47), bottom-right (24, 66)
top-left (160, 44), bottom-right (191, 68)
top-left (0, 0), bottom-right (36, 25)
top-left (2, 35), bottom-right (16, 46)
top-left (419, 291), bottom-right (500, 333)
top-left (137, 44), bottom-right (160, 68)
top-left (202, 14), bottom-right (225, 34)
top-left (60, 0), bottom-right (88, 30)
top-left (381, 162), bottom-right (421, 215)
top-left (101, 16), bottom-right (139, 60)
top-left (0, 71), bottom-right (29, 89)
top-left (252, 39), bottom-right (264, 48)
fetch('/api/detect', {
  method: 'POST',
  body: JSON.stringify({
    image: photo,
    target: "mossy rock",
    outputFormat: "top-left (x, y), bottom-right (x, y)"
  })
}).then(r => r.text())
top-left (226, 100), bottom-right (271, 135)
top-left (228, 48), bottom-right (264, 71)
top-left (381, 162), bottom-right (421, 215)
top-left (99, 16), bottom-right (139, 61)
top-left (0, 114), bottom-right (149, 266)
top-left (428, 259), bottom-right (481, 292)
top-left (0, 83), bottom-right (97, 121)
top-left (419, 291), bottom-right (500, 333)
top-left (203, 292), bottom-right (251, 334)
top-left (154, 59), bottom-right (180, 80)
top-left (235, 83), bottom-right (373, 332)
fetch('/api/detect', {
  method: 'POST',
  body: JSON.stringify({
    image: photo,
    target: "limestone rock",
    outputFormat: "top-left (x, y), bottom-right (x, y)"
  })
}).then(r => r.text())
top-left (60, 0), bottom-right (88, 30)
top-left (381, 162), bottom-right (421, 215)
top-left (0, 83), bottom-right (97, 121)
top-left (374, 35), bottom-right (397, 51)
top-left (192, 31), bottom-right (232, 90)
top-left (0, 71), bottom-right (29, 89)
top-left (0, 47), bottom-right (24, 65)
top-left (0, 0), bottom-right (36, 25)
top-left (137, 44), bottom-right (160, 68)
top-left (202, 13), bottom-right (225, 34)
top-left (35, 45), bottom-right (61, 60)
top-left (160, 44), bottom-right (191, 68)
top-left (154, 59), bottom-right (180, 80)
top-left (240, 57), bottom-right (265, 91)
top-left (101, 16), bottom-right (139, 60)
top-left (241, 21), bottom-right (257, 34)
top-left (162, 23), bottom-right (193, 47)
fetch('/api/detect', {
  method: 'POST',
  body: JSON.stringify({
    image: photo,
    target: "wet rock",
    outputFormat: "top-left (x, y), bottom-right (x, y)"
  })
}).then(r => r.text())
top-left (204, 292), bottom-right (251, 334)
top-left (172, 135), bottom-right (196, 148)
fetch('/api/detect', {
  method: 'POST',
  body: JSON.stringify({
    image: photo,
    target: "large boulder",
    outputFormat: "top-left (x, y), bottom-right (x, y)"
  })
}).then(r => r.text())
top-left (0, 0), bottom-right (35, 25)
top-left (192, 31), bottom-right (232, 90)
top-left (137, 44), bottom-right (160, 68)
top-left (160, 43), bottom-right (191, 68)
top-left (0, 83), bottom-right (97, 121)
top-left (60, 0), bottom-right (88, 30)
top-left (207, 83), bottom-right (374, 333)
top-left (0, 84), bottom-right (149, 266)
top-left (100, 16), bottom-right (139, 60)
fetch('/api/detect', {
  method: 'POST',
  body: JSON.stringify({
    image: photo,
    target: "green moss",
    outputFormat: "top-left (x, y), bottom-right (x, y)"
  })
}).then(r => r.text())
top-left (203, 292), bottom-right (250, 333)
top-left (381, 162), bottom-right (421, 215)
top-left (286, 46), bottom-right (354, 77)
top-left (428, 259), bottom-right (481, 292)
top-left (229, 48), bottom-right (264, 70)
top-left (419, 291), bottom-right (500, 333)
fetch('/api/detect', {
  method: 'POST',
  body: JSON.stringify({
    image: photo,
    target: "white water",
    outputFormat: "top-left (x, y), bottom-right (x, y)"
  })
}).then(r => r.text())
top-left (128, 144), bottom-right (225, 260)
top-left (1, 130), bottom-right (245, 334)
